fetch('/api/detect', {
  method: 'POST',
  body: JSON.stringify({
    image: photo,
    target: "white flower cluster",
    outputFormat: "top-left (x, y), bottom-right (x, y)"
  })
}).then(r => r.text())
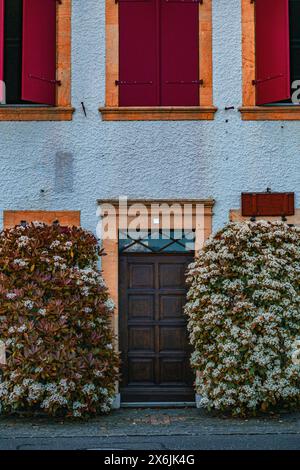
top-left (70, 267), bottom-right (107, 299)
top-left (104, 299), bottom-right (115, 312)
top-left (13, 259), bottom-right (28, 267)
top-left (17, 236), bottom-right (30, 248)
top-left (49, 240), bottom-right (61, 249)
top-left (23, 300), bottom-right (34, 310)
top-left (185, 221), bottom-right (300, 416)
top-left (50, 239), bottom-right (73, 252)
top-left (6, 292), bottom-right (17, 300)
top-left (0, 377), bottom-right (114, 418)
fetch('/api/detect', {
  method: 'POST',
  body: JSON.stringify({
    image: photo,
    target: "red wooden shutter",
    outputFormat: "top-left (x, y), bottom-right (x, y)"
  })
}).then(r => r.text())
top-left (161, 0), bottom-right (199, 106)
top-left (255, 0), bottom-right (290, 105)
top-left (22, 0), bottom-right (57, 106)
top-left (242, 192), bottom-right (295, 217)
top-left (118, 0), bottom-right (159, 106)
top-left (0, 0), bottom-right (4, 102)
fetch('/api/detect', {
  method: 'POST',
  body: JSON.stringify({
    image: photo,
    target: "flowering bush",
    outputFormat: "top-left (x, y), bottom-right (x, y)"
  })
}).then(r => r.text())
top-left (0, 223), bottom-right (119, 418)
top-left (185, 221), bottom-right (300, 416)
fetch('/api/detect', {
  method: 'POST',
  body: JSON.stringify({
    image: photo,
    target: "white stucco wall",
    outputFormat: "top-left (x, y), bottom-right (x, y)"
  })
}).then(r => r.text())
top-left (0, 0), bottom-right (299, 235)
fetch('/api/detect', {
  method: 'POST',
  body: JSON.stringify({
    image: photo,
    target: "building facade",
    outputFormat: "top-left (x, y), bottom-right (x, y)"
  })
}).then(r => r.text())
top-left (0, 0), bottom-right (300, 405)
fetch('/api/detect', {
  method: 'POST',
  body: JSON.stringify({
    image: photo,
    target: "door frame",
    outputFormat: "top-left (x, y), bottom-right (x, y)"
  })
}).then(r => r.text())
top-left (98, 199), bottom-right (214, 405)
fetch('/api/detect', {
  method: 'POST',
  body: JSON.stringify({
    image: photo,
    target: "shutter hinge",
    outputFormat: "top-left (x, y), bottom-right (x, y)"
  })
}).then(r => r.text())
top-left (164, 0), bottom-right (203, 2)
top-left (165, 80), bottom-right (203, 85)
top-left (115, 80), bottom-right (153, 85)
top-left (252, 74), bottom-right (283, 86)
top-left (29, 74), bottom-right (61, 86)
top-left (116, 79), bottom-right (203, 85)
top-left (116, 0), bottom-right (203, 2)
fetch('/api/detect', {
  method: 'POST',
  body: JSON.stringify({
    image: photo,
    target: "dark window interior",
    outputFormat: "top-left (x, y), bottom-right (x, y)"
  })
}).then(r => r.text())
top-left (266, 0), bottom-right (300, 105)
top-left (4, 0), bottom-right (23, 104)
top-left (290, 0), bottom-right (300, 89)
top-left (3, 0), bottom-right (31, 104)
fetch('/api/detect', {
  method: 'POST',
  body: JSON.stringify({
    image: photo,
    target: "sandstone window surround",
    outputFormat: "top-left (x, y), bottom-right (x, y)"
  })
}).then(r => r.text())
top-left (3, 210), bottom-right (80, 228)
top-left (98, 198), bottom-right (214, 351)
top-left (240, 0), bottom-right (300, 121)
top-left (100, 0), bottom-right (216, 121)
top-left (0, 0), bottom-right (73, 121)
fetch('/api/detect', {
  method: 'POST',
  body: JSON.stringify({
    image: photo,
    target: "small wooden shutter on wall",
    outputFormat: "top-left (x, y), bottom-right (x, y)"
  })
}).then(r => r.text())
top-left (0, 0), bottom-right (4, 102)
top-left (160, 0), bottom-right (199, 106)
top-left (242, 193), bottom-right (295, 217)
top-left (255, 0), bottom-right (291, 105)
top-left (118, 0), bottom-right (159, 106)
top-left (22, 0), bottom-right (57, 106)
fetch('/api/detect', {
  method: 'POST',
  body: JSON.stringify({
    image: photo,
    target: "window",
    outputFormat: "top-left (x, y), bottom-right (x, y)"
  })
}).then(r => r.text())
top-left (100, 0), bottom-right (216, 121)
top-left (119, 229), bottom-right (196, 253)
top-left (290, 0), bottom-right (300, 92)
top-left (240, 0), bottom-right (300, 120)
top-left (0, 0), bottom-right (73, 120)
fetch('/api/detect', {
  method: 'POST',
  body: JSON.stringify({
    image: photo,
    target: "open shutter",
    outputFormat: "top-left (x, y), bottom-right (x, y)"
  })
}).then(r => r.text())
top-left (161, 0), bottom-right (199, 106)
top-left (0, 0), bottom-right (4, 102)
top-left (22, 0), bottom-right (57, 106)
top-left (255, 0), bottom-right (290, 105)
top-left (118, 0), bottom-right (159, 106)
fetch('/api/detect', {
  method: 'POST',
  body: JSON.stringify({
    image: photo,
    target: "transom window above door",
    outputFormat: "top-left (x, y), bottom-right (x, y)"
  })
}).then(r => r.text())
top-left (100, 0), bottom-right (216, 121)
top-left (119, 229), bottom-right (196, 253)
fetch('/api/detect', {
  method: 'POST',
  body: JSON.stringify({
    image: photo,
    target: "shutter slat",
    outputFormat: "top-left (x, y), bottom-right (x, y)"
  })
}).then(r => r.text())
top-left (22, 0), bottom-right (57, 106)
top-left (119, 0), bottom-right (159, 106)
top-left (0, 0), bottom-right (4, 102)
top-left (161, 0), bottom-right (199, 106)
top-left (255, 0), bottom-right (290, 105)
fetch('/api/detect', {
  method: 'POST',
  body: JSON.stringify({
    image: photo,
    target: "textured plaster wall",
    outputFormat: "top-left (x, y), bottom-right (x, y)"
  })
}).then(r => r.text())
top-left (0, 0), bottom-right (299, 235)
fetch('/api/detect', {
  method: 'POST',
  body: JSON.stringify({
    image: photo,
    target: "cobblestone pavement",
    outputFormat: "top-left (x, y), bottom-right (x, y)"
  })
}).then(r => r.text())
top-left (0, 408), bottom-right (300, 450)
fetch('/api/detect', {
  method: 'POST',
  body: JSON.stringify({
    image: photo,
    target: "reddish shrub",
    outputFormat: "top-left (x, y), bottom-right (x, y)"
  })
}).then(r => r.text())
top-left (0, 223), bottom-right (119, 417)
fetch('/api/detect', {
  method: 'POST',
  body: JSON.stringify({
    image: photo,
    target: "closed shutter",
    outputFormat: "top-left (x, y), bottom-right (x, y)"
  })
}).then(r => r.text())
top-left (161, 0), bottom-right (199, 106)
top-left (0, 0), bottom-right (4, 102)
top-left (242, 192), bottom-right (295, 217)
top-left (118, 0), bottom-right (159, 106)
top-left (255, 0), bottom-right (290, 105)
top-left (22, 0), bottom-right (57, 106)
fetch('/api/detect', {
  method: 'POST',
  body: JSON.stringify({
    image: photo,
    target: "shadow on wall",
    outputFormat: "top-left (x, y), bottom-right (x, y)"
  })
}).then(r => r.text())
top-left (55, 152), bottom-right (74, 193)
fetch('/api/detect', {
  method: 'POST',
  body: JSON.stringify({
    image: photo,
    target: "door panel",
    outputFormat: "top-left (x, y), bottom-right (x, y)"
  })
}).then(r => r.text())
top-left (119, 253), bottom-right (194, 403)
top-left (159, 263), bottom-right (186, 288)
top-left (129, 326), bottom-right (155, 351)
top-left (128, 295), bottom-right (155, 320)
top-left (160, 295), bottom-right (186, 320)
top-left (129, 263), bottom-right (155, 289)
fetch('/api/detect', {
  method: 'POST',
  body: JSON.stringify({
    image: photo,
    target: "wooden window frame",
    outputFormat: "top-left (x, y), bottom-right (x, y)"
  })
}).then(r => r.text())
top-left (3, 210), bottom-right (81, 228)
top-left (240, 0), bottom-right (300, 121)
top-left (0, 0), bottom-right (74, 121)
top-left (100, 0), bottom-right (216, 121)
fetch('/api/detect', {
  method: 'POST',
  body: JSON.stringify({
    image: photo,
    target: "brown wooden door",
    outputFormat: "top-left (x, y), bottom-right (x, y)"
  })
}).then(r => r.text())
top-left (119, 253), bottom-right (194, 403)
